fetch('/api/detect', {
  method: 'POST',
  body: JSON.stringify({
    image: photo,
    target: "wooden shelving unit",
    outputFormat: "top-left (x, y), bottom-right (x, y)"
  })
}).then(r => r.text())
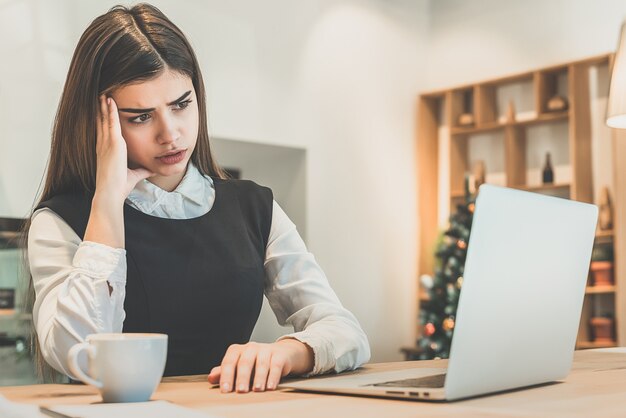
top-left (416, 53), bottom-right (625, 350)
top-left (449, 111), bottom-right (569, 135)
top-left (519, 183), bottom-right (571, 193)
top-left (576, 340), bottom-right (618, 349)
top-left (585, 285), bottom-right (616, 294)
top-left (578, 229), bottom-right (619, 348)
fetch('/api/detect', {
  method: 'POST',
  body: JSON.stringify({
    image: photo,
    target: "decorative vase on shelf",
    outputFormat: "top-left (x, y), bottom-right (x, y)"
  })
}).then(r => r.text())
top-left (506, 100), bottom-right (516, 123)
top-left (590, 261), bottom-right (614, 286)
top-left (472, 160), bottom-right (486, 193)
top-left (590, 317), bottom-right (615, 344)
top-left (457, 113), bottom-right (474, 126)
top-left (599, 187), bottom-right (614, 231)
top-left (547, 95), bottom-right (569, 112)
top-left (542, 152), bottom-right (554, 184)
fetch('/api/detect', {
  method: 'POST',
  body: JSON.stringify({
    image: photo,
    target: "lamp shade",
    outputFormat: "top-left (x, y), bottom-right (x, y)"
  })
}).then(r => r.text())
top-left (607, 22), bottom-right (626, 128)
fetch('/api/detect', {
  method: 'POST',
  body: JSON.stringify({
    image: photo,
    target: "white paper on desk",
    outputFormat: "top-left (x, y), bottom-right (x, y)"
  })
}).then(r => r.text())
top-left (52, 400), bottom-right (220, 418)
top-left (0, 394), bottom-right (44, 418)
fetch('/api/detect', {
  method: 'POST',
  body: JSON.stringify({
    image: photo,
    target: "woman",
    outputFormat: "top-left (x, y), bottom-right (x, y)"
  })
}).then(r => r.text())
top-left (25, 3), bottom-right (369, 393)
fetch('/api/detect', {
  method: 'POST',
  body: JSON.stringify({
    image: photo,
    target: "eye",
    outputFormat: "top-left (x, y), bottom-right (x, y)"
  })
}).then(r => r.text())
top-left (174, 99), bottom-right (192, 110)
top-left (129, 113), bottom-right (152, 124)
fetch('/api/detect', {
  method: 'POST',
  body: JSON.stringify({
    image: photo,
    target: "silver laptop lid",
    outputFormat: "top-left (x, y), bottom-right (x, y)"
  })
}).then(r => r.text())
top-left (444, 184), bottom-right (598, 400)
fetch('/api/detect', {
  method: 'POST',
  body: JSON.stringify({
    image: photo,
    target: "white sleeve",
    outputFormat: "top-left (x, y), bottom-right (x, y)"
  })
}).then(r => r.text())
top-left (264, 201), bottom-right (371, 375)
top-left (28, 208), bottom-right (127, 378)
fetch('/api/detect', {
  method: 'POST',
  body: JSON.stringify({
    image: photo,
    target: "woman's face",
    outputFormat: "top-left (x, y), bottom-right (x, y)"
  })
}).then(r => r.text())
top-left (111, 69), bottom-right (199, 191)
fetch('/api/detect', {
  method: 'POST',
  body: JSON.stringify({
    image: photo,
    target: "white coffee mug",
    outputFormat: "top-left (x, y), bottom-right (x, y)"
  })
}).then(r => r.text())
top-left (68, 333), bottom-right (168, 403)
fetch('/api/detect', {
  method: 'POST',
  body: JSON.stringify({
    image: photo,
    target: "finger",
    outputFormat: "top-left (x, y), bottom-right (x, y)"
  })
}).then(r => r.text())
top-left (266, 353), bottom-right (287, 391)
top-left (208, 366), bottom-right (221, 385)
top-left (99, 95), bottom-right (107, 125)
top-left (96, 98), bottom-right (103, 151)
top-left (219, 345), bottom-right (242, 393)
top-left (252, 348), bottom-right (272, 392)
top-left (235, 345), bottom-right (259, 393)
top-left (107, 97), bottom-right (123, 138)
top-left (98, 95), bottom-right (108, 148)
top-left (130, 167), bottom-right (155, 182)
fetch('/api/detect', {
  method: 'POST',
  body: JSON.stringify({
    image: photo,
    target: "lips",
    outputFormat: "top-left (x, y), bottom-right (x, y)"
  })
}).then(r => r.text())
top-left (157, 149), bottom-right (185, 158)
top-left (156, 149), bottom-right (187, 165)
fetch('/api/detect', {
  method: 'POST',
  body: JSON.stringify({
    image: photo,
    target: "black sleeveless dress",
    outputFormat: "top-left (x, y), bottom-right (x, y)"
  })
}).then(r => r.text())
top-left (37, 178), bottom-right (273, 376)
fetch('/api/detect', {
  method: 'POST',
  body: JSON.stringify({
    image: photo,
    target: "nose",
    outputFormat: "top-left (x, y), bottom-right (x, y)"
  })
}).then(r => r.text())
top-left (156, 113), bottom-right (179, 145)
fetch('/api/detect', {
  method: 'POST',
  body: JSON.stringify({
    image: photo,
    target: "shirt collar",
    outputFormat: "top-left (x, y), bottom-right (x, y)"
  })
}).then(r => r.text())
top-left (127, 163), bottom-right (213, 212)
top-left (172, 163), bottom-right (213, 205)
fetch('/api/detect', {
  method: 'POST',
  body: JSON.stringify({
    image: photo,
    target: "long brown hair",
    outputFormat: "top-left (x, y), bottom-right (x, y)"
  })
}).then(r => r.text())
top-left (22, 3), bottom-right (225, 381)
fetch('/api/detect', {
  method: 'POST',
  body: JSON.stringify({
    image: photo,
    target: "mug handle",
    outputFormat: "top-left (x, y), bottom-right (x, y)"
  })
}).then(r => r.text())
top-left (68, 342), bottom-right (103, 388)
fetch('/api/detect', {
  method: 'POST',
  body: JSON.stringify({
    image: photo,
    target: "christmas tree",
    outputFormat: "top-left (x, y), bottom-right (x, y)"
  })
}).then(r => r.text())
top-left (416, 179), bottom-right (476, 360)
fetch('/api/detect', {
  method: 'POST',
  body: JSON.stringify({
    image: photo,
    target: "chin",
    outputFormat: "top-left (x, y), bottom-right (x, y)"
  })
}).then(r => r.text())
top-left (154, 165), bottom-right (185, 177)
top-left (153, 159), bottom-right (190, 176)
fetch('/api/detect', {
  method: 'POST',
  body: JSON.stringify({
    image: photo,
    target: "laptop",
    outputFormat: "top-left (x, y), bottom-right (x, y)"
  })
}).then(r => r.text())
top-left (281, 184), bottom-right (598, 401)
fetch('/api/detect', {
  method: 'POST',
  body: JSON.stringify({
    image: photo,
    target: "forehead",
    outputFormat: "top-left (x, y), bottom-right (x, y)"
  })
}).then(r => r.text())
top-left (112, 69), bottom-right (194, 105)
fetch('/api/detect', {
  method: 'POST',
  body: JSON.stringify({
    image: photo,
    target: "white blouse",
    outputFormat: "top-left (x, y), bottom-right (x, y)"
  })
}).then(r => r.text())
top-left (28, 164), bottom-right (370, 379)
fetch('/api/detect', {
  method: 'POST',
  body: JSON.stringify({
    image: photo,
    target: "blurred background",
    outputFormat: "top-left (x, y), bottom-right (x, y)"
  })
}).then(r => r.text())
top-left (1, 0), bottom-right (626, 385)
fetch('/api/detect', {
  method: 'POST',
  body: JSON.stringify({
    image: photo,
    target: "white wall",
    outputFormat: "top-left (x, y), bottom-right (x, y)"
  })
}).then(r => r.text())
top-left (210, 137), bottom-right (307, 242)
top-left (0, 0), bottom-right (428, 362)
top-left (427, 0), bottom-right (626, 225)
top-left (427, 0), bottom-right (626, 90)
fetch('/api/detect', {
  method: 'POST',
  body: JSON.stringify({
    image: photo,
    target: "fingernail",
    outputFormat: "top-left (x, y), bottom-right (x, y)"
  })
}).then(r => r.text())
top-left (238, 383), bottom-right (247, 393)
top-left (267, 382), bottom-right (275, 390)
top-left (254, 383), bottom-right (262, 391)
top-left (221, 383), bottom-right (230, 393)
top-left (107, 98), bottom-right (111, 105)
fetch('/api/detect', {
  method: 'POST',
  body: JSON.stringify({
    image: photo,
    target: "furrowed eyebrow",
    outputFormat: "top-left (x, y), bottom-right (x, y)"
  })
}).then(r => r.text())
top-left (118, 90), bottom-right (192, 114)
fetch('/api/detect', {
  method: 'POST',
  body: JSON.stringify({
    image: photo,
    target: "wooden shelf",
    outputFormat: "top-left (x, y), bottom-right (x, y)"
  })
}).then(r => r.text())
top-left (0, 309), bottom-right (16, 317)
top-left (417, 53), bottom-right (621, 350)
top-left (0, 310), bottom-right (31, 320)
top-left (451, 122), bottom-right (502, 136)
top-left (450, 183), bottom-right (570, 198)
top-left (450, 111), bottom-right (569, 136)
top-left (576, 340), bottom-right (618, 349)
top-left (517, 183), bottom-right (571, 193)
top-left (0, 231), bottom-right (21, 240)
top-left (596, 229), bottom-right (614, 238)
top-left (595, 230), bottom-right (614, 241)
top-left (586, 286), bottom-right (617, 294)
top-left (516, 111), bottom-right (569, 126)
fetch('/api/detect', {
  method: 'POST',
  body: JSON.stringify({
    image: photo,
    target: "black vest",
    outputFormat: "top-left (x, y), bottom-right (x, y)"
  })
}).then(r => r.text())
top-left (37, 178), bottom-right (273, 376)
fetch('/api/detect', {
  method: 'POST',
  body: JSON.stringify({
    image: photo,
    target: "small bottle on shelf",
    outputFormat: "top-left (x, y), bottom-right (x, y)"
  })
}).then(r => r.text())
top-left (542, 152), bottom-right (554, 184)
top-left (598, 186), bottom-right (614, 231)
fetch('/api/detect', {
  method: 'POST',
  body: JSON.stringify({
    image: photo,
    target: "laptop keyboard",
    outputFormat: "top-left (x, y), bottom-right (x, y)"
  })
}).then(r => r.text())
top-left (371, 373), bottom-right (446, 389)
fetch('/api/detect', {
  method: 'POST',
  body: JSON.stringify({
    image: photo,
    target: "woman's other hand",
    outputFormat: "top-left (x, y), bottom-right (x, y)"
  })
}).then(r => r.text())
top-left (208, 339), bottom-right (314, 393)
top-left (95, 95), bottom-right (154, 205)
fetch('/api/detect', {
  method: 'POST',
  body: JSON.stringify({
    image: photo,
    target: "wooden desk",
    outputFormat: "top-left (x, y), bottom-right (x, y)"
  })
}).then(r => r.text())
top-left (2, 349), bottom-right (625, 418)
